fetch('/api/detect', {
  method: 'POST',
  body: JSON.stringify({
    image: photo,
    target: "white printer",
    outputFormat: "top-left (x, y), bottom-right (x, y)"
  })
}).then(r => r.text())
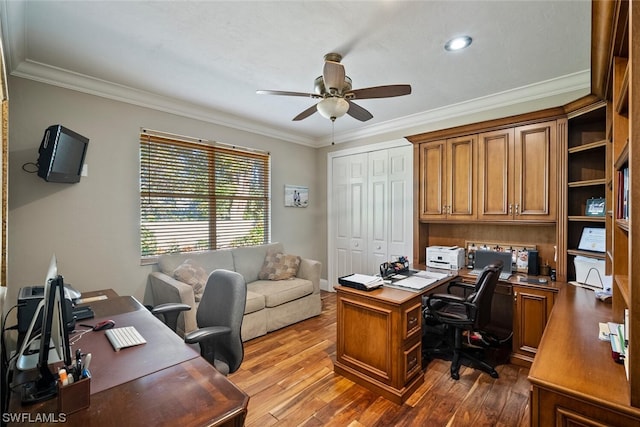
top-left (426, 246), bottom-right (466, 270)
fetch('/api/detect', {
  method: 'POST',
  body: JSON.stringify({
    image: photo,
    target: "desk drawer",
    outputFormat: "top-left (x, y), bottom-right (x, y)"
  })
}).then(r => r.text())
top-left (403, 340), bottom-right (422, 383)
top-left (404, 302), bottom-right (422, 341)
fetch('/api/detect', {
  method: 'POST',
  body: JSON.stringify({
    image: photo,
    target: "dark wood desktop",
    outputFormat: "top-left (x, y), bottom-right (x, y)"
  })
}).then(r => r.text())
top-left (7, 290), bottom-right (249, 426)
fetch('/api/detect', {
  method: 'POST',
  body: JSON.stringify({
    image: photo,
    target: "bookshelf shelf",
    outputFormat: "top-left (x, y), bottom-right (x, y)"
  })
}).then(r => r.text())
top-left (568, 139), bottom-right (608, 153)
top-left (567, 249), bottom-right (606, 260)
top-left (615, 62), bottom-right (629, 114)
top-left (568, 216), bottom-right (605, 223)
top-left (615, 274), bottom-right (630, 308)
top-left (568, 179), bottom-right (607, 188)
top-left (616, 219), bottom-right (630, 232)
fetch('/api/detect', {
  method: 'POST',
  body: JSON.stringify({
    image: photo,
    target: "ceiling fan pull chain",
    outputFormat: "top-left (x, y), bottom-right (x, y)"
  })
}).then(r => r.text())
top-left (331, 119), bottom-right (336, 145)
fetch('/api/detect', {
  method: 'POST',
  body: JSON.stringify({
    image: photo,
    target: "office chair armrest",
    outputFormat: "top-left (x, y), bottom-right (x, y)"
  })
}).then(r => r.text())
top-left (184, 326), bottom-right (232, 344)
top-left (151, 303), bottom-right (192, 316)
top-left (447, 281), bottom-right (475, 295)
top-left (426, 292), bottom-right (466, 310)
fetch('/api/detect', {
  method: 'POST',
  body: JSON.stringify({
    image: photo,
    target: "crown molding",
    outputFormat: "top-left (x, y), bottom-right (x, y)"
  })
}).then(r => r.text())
top-left (321, 69), bottom-right (591, 146)
top-left (12, 58), bottom-right (590, 149)
top-left (11, 59), bottom-right (319, 147)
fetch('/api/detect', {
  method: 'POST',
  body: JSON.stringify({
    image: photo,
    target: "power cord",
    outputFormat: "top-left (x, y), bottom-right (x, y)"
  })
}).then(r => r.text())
top-left (2, 304), bottom-right (22, 370)
top-left (2, 303), bottom-right (23, 418)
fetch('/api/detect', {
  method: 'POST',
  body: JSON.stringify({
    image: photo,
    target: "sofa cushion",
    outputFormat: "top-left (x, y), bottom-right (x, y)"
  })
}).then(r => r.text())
top-left (232, 242), bottom-right (283, 282)
top-left (245, 290), bottom-right (266, 315)
top-left (158, 249), bottom-right (234, 276)
top-left (258, 252), bottom-right (301, 280)
top-left (247, 278), bottom-right (313, 308)
top-left (172, 260), bottom-right (207, 302)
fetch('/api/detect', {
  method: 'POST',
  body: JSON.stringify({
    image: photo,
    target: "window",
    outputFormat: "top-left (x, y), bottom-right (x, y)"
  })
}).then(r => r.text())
top-left (140, 130), bottom-right (270, 259)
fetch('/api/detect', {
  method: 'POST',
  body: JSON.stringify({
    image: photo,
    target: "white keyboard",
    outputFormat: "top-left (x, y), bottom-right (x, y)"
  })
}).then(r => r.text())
top-left (105, 326), bottom-right (146, 351)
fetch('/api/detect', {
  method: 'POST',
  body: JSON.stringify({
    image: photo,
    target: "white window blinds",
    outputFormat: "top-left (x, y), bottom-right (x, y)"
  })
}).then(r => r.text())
top-left (140, 130), bottom-right (270, 258)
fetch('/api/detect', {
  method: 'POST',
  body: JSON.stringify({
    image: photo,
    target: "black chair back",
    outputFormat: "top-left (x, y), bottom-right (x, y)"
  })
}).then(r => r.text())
top-left (469, 261), bottom-right (503, 330)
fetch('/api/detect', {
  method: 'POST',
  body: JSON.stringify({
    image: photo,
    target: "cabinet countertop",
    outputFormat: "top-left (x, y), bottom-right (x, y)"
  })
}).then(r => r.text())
top-left (528, 285), bottom-right (640, 416)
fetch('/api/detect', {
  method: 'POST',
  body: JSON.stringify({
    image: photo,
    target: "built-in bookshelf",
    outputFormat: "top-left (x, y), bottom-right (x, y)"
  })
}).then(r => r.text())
top-left (565, 102), bottom-right (607, 281)
top-left (609, 0), bottom-right (639, 406)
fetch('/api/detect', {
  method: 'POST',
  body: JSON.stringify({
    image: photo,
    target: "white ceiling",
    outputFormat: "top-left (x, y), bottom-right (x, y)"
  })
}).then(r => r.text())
top-left (0, 1), bottom-right (592, 147)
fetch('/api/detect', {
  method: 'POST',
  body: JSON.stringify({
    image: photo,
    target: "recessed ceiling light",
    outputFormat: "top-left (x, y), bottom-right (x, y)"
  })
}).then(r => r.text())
top-left (445, 36), bottom-right (472, 51)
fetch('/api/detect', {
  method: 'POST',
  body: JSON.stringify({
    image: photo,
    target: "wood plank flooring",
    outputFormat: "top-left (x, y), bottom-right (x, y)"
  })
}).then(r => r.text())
top-left (230, 291), bottom-right (531, 427)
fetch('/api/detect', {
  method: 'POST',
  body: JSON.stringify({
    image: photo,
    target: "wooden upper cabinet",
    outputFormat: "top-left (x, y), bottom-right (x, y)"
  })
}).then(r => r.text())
top-left (478, 121), bottom-right (557, 222)
top-left (478, 128), bottom-right (514, 219)
top-left (418, 140), bottom-right (445, 219)
top-left (514, 121), bottom-right (557, 221)
top-left (447, 135), bottom-right (476, 219)
top-left (418, 136), bottom-right (475, 220)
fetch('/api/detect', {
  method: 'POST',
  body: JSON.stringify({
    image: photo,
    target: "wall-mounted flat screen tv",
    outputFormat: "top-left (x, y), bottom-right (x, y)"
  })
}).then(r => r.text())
top-left (37, 125), bottom-right (89, 183)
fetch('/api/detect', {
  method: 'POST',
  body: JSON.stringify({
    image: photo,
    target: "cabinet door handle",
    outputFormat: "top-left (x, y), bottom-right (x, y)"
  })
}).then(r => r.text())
top-left (515, 204), bottom-right (520, 215)
top-left (509, 204), bottom-right (513, 215)
top-left (408, 316), bottom-right (418, 329)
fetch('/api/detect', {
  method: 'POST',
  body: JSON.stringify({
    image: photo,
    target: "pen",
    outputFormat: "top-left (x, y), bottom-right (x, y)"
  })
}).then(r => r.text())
top-left (82, 353), bottom-right (92, 378)
top-left (75, 349), bottom-right (82, 380)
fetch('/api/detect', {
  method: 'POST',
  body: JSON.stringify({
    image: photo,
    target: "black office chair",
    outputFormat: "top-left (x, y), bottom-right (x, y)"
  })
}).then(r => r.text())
top-left (423, 261), bottom-right (503, 380)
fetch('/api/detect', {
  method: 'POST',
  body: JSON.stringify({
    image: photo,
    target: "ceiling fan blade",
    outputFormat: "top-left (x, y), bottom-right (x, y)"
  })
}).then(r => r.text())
top-left (323, 61), bottom-right (346, 93)
top-left (348, 84), bottom-right (412, 100)
top-left (293, 104), bottom-right (319, 121)
top-left (347, 101), bottom-right (373, 122)
top-left (257, 90), bottom-right (320, 98)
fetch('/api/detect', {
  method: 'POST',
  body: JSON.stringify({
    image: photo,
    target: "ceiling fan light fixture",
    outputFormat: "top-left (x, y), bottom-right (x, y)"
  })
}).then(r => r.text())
top-left (444, 35), bottom-right (472, 51)
top-left (317, 97), bottom-right (349, 120)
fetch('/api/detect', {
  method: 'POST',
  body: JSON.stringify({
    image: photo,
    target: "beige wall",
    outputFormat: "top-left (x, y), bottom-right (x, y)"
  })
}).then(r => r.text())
top-left (6, 76), bottom-right (323, 307)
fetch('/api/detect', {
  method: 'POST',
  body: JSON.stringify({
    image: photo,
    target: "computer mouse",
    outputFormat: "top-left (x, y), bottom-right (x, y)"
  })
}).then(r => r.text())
top-left (93, 320), bottom-right (115, 331)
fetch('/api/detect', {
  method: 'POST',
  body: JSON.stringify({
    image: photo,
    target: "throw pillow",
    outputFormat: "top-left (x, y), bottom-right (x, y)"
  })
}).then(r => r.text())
top-left (258, 252), bottom-right (301, 280)
top-left (173, 259), bottom-right (207, 301)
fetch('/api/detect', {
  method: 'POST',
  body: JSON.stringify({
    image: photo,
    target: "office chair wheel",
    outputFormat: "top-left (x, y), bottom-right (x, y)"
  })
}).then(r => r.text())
top-left (451, 371), bottom-right (460, 380)
top-left (489, 369), bottom-right (499, 379)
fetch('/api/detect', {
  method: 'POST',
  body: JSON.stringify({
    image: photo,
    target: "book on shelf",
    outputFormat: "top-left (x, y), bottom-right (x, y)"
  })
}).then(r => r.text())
top-left (616, 167), bottom-right (630, 220)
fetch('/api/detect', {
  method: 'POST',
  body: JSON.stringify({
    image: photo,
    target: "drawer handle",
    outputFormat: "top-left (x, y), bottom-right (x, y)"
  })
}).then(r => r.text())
top-left (407, 355), bottom-right (417, 371)
top-left (408, 316), bottom-right (418, 328)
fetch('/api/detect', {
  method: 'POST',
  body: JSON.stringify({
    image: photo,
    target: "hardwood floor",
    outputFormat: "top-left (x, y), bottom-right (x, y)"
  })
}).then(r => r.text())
top-left (230, 291), bottom-right (531, 427)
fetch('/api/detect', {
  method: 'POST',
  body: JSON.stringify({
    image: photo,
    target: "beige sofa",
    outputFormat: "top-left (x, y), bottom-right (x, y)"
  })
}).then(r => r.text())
top-left (146, 242), bottom-right (321, 341)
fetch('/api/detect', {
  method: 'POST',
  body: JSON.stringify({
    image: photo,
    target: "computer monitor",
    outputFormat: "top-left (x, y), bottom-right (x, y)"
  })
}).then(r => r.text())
top-left (19, 256), bottom-right (73, 404)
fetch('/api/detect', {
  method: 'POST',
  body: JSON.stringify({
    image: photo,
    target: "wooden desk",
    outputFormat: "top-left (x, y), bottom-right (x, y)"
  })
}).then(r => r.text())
top-left (334, 277), bottom-right (453, 404)
top-left (529, 286), bottom-right (640, 426)
top-left (8, 291), bottom-right (249, 426)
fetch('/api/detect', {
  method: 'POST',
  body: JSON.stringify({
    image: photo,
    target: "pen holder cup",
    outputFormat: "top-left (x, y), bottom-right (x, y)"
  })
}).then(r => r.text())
top-left (539, 265), bottom-right (550, 276)
top-left (57, 375), bottom-right (90, 414)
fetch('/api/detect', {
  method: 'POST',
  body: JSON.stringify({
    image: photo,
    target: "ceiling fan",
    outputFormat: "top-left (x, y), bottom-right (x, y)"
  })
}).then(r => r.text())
top-left (256, 53), bottom-right (412, 122)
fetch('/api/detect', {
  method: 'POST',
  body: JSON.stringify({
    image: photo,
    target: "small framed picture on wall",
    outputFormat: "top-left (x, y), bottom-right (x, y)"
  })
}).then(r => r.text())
top-left (284, 185), bottom-right (308, 208)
